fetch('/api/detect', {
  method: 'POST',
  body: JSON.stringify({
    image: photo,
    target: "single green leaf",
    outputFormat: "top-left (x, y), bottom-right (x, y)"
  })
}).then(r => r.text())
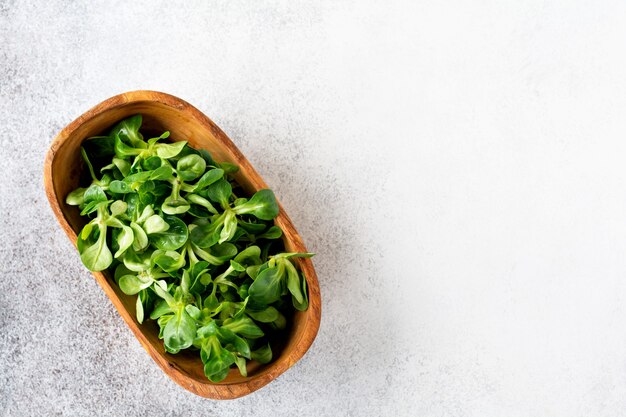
top-left (147, 131), bottom-right (170, 146)
top-left (251, 344), bottom-right (273, 364)
top-left (222, 316), bottom-right (264, 339)
top-left (162, 196), bottom-right (190, 215)
top-left (79, 222), bottom-right (95, 242)
top-left (114, 132), bottom-right (142, 158)
top-left (143, 214), bottom-right (170, 234)
top-left (130, 221), bottom-right (149, 251)
top-left (110, 114), bottom-right (144, 147)
top-left (110, 200), bottom-right (128, 216)
top-left (231, 189), bottom-right (279, 220)
top-left (247, 306), bottom-right (280, 323)
top-left (191, 242), bottom-right (237, 266)
top-left (230, 260), bottom-right (245, 272)
top-left (113, 225), bottom-right (134, 258)
top-left (163, 308), bottom-right (196, 354)
top-left (83, 184), bottom-right (107, 205)
top-left (141, 156), bottom-right (162, 170)
top-left (205, 179), bottom-right (232, 207)
top-left (151, 215), bottom-right (188, 250)
top-left (202, 339), bottom-right (235, 382)
top-left (283, 260), bottom-right (303, 304)
top-left (248, 264), bottom-right (285, 306)
top-left (219, 162), bottom-right (239, 173)
top-left (123, 171), bottom-right (152, 185)
top-left (193, 168), bottom-right (224, 192)
top-left (293, 272), bottom-right (309, 311)
top-left (177, 154), bottom-right (206, 181)
top-left (153, 283), bottom-right (175, 305)
top-left (157, 314), bottom-right (173, 339)
top-left (119, 274), bottom-right (150, 295)
top-left (217, 327), bottom-right (251, 360)
top-left (233, 356), bottom-right (247, 377)
top-left (190, 259), bottom-right (210, 280)
top-left (257, 226), bottom-right (283, 240)
top-left (114, 263), bottom-right (133, 284)
top-left (113, 157), bottom-right (131, 176)
top-left (153, 250), bottom-right (186, 272)
top-left (219, 210), bottom-right (237, 243)
top-left (204, 293), bottom-right (220, 311)
top-left (234, 246), bottom-right (262, 266)
top-left (189, 220), bottom-right (221, 249)
top-left (80, 147), bottom-right (98, 182)
top-left (197, 321), bottom-right (219, 339)
top-left (79, 224), bottom-right (112, 272)
top-left (109, 180), bottom-right (132, 194)
top-left (123, 248), bottom-right (152, 272)
top-left (154, 141), bottom-right (187, 159)
top-left (180, 269), bottom-right (190, 294)
top-left (237, 219), bottom-right (267, 234)
top-left (187, 194), bottom-right (218, 215)
top-left (136, 294), bottom-right (144, 323)
top-left (66, 187), bottom-right (86, 206)
top-left (246, 264), bottom-right (262, 279)
top-left (205, 365), bottom-right (231, 383)
top-left (135, 203), bottom-right (154, 224)
top-left (185, 304), bottom-right (201, 320)
top-left (80, 200), bottom-right (101, 216)
top-left (150, 165), bottom-right (174, 181)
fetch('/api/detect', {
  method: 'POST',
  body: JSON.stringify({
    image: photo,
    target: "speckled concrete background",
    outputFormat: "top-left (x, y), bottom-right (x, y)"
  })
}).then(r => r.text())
top-left (3, 1), bottom-right (626, 416)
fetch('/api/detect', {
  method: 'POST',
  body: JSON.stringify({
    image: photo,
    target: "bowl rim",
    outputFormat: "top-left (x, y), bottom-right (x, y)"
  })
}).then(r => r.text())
top-left (43, 90), bottom-right (322, 399)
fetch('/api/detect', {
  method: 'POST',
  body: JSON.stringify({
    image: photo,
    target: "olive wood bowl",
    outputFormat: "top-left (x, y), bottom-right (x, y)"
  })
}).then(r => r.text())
top-left (43, 90), bottom-right (321, 399)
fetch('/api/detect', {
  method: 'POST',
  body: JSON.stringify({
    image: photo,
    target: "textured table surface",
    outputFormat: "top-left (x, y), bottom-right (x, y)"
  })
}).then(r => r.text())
top-left (3, 1), bottom-right (626, 416)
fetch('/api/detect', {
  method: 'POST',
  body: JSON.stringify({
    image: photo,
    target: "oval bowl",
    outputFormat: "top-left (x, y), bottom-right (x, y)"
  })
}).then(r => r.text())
top-left (43, 90), bottom-right (321, 399)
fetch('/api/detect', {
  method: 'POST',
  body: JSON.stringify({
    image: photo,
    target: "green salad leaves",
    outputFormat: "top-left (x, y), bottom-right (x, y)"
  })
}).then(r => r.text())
top-left (66, 115), bottom-right (312, 382)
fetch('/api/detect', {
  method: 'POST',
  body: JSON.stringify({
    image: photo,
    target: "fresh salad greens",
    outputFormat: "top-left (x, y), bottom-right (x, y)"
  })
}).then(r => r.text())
top-left (66, 115), bottom-right (312, 382)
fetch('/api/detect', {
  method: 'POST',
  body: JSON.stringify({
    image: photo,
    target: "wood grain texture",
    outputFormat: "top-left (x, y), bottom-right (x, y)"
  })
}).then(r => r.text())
top-left (43, 91), bottom-right (321, 400)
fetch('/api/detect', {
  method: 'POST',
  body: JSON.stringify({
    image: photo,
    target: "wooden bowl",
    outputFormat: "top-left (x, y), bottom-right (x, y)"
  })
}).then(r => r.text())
top-left (43, 91), bottom-right (321, 399)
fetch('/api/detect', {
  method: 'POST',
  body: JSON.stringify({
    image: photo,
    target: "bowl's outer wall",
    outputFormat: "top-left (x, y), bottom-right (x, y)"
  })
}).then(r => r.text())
top-left (43, 91), bottom-right (321, 399)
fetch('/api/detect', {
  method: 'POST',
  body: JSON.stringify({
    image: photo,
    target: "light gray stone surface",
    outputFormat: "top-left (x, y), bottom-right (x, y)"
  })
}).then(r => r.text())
top-left (3, 1), bottom-right (626, 416)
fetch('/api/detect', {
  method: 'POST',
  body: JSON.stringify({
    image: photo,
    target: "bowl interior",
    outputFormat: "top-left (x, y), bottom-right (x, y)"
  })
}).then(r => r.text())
top-left (48, 98), bottom-right (316, 388)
